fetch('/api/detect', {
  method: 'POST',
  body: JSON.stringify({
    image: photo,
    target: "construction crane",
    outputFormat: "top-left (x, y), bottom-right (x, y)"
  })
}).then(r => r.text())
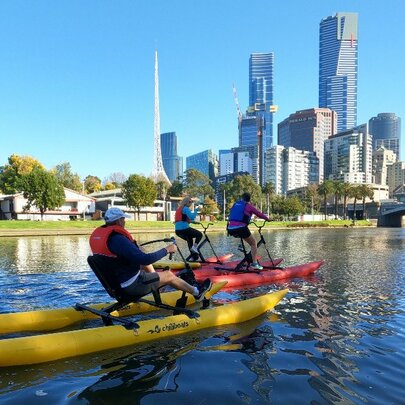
top-left (232, 83), bottom-right (243, 123)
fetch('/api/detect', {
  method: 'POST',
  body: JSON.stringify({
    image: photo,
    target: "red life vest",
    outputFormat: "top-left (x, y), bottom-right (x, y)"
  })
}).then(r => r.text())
top-left (89, 225), bottom-right (135, 257)
top-left (174, 206), bottom-right (190, 223)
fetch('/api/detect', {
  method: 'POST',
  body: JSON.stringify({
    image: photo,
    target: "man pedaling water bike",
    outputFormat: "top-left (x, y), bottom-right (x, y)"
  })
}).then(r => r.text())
top-left (89, 207), bottom-right (211, 301)
top-left (227, 192), bottom-right (270, 270)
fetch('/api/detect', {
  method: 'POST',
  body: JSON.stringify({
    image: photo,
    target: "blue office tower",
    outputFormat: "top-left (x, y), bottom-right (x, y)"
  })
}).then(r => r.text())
top-left (249, 53), bottom-right (274, 150)
top-left (369, 113), bottom-right (401, 160)
top-left (319, 13), bottom-right (358, 132)
top-left (186, 149), bottom-right (218, 181)
top-left (160, 132), bottom-right (183, 182)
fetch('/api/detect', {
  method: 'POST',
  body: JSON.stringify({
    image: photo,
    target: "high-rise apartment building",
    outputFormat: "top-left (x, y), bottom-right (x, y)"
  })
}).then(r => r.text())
top-left (186, 149), bottom-right (218, 181)
top-left (160, 132), bottom-right (183, 182)
top-left (265, 146), bottom-right (319, 195)
top-left (319, 13), bottom-right (358, 132)
top-left (387, 161), bottom-right (405, 195)
top-left (278, 108), bottom-right (337, 182)
top-left (324, 124), bottom-right (372, 183)
top-left (372, 147), bottom-right (396, 185)
top-left (369, 113), bottom-right (401, 160)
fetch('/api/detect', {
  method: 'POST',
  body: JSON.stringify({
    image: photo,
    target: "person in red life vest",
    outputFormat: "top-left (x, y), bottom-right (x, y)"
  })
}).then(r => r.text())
top-left (174, 196), bottom-right (203, 258)
top-left (227, 192), bottom-right (269, 270)
top-left (89, 207), bottom-right (211, 301)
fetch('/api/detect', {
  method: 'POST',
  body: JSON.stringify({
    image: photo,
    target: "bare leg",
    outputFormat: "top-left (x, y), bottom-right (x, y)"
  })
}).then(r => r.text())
top-left (244, 234), bottom-right (258, 263)
top-left (158, 270), bottom-right (195, 294)
top-left (141, 264), bottom-right (156, 273)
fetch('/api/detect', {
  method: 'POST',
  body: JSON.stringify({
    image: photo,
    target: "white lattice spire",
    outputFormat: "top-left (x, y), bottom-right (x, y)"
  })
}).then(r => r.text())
top-left (152, 50), bottom-right (171, 185)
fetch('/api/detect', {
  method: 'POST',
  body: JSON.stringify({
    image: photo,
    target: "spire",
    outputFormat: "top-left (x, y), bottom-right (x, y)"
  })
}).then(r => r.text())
top-left (152, 50), bottom-right (171, 185)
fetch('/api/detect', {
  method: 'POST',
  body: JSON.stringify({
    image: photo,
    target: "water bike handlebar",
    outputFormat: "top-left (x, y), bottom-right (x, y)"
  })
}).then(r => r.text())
top-left (250, 220), bottom-right (268, 231)
top-left (193, 222), bottom-right (214, 231)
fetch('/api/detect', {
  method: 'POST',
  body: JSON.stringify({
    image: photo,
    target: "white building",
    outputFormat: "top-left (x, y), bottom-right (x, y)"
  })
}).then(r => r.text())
top-left (0, 188), bottom-right (95, 220)
top-left (387, 161), bottom-right (405, 196)
top-left (324, 123), bottom-right (373, 183)
top-left (265, 145), bottom-right (319, 195)
top-left (372, 147), bottom-right (396, 185)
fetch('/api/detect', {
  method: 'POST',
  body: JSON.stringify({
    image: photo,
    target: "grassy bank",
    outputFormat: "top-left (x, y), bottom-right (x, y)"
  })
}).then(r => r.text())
top-left (0, 219), bottom-right (373, 232)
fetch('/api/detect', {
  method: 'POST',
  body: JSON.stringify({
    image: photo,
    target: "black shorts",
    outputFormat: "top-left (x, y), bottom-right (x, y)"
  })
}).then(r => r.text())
top-left (122, 271), bottom-right (160, 297)
top-left (228, 226), bottom-right (251, 239)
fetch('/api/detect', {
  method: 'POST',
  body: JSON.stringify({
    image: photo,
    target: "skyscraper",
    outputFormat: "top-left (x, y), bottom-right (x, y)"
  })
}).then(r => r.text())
top-left (249, 53), bottom-right (275, 150)
top-left (369, 113), bottom-right (401, 160)
top-left (319, 12), bottom-right (358, 133)
top-left (160, 132), bottom-right (183, 182)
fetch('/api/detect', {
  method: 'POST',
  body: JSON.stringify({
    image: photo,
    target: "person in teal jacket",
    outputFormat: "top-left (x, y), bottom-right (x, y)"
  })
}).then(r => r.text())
top-left (174, 195), bottom-right (203, 257)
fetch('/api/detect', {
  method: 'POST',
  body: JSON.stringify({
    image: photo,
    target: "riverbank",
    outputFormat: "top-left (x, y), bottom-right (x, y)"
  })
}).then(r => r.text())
top-left (0, 219), bottom-right (374, 237)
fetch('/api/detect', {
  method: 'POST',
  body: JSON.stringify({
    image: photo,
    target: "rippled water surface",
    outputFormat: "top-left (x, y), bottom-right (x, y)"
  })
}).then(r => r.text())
top-left (1, 228), bottom-right (404, 404)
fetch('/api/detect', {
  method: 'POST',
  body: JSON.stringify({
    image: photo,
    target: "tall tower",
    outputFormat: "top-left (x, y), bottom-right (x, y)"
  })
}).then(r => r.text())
top-left (152, 50), bottom-right (171, 185)
top-left (319, 12), bottom-right (358, 132)
top-left (369, 113), bottom-right (401, 160)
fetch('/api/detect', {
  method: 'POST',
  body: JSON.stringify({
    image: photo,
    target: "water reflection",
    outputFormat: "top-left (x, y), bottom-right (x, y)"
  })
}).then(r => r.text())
top-left (0, 228), bottom-right (404, 404)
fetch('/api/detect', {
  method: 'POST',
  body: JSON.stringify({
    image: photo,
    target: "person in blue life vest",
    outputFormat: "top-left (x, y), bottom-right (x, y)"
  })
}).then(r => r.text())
top-left (174, 196), bottom-right (203, 258)
top-left (227, 192), bottom-right (270, 270)
top-left (89, 207), bottom-right (211, 301)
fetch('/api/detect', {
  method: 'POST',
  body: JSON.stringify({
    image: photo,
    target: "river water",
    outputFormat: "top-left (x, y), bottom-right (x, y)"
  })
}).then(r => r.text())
top-left (0, 228), bottom-right (404, 404)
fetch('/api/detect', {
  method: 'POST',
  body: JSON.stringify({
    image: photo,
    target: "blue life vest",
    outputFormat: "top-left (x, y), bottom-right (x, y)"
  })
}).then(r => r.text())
top-left (229, 200), bottom-right (250, 224)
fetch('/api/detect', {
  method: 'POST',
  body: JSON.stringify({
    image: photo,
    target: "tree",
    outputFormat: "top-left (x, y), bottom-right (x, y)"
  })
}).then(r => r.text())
top-left (0, 154), bottom-right (44, 194)
top-left (103, 172), bottom-right (127, 188)
top-left (317, 180), bottom-right (334, 220)
top-left (122, 174), bottom-right (157, 219)
top-left (349, 184), bottom-right (363, 223)
top-left (199, 196), bottom-right (219, 218)
top-left (262, 182), bottom-right (275, 216)
top-left (167, 179), bottom-right (184, 197)
top-left (20, 167), bottom-right (65, 220)
top-left (332, 180), bottom-right (345, 219)
top-left (226, 175), bottom-right (262, 206)
top-left (341, 182), bottom-right (353, 220)
top-left (52, 162), bottom-right (82, 192)
top-left (84, 175), bottom-right (102, 194)
top-left (183, 169), bottom-right (214, 200)
top-left (304, 184), bottom-right (321, 215)
top-left (359, 184), bottom-right (374, 219)
top-left (284, 196), bottom-right (304, 219)
top-left (155, 180), bottom-right (169, 200)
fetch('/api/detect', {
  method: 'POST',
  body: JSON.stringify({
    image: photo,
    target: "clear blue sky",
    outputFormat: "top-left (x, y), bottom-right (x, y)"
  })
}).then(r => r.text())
top-left (1, 0), bottom-right (404, 181)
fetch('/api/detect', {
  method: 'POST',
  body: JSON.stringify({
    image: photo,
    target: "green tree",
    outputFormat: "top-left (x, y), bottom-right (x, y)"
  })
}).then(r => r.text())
top-left (20, 167), bottom-right (65, 220)
top-left (332, 180), bottom-right (345, 219)
top-left (359, 184), bottom-right (374, 219)
top-left (122, 174), bottom-right (157, 219)
top-left (317, 180), bottom-right (334, 220)
top-left (349, 184), bottom-right (363, 224)
top-left (52, 162), bottom-right (82, 192)
top-left (183, 169), bottom-right (214, 200)
top-left (284, 196), bottom-right (304, 219)
top-left (84, 175), bottom-right (102, 194)
top-left (167, 179), bottom-right (184, 197)
top-left (0, 154), bottom-right (44, 194)
top-left (262, 182), bottom-right (275, 216)
top-left (199, 196), bottom-right (219, 218)
top-left (155, 180), bottom-right (169, 200)
top-left (226, 175), bottom-right (262, 206)
top-left (304, 184), bottom-right (321, 215)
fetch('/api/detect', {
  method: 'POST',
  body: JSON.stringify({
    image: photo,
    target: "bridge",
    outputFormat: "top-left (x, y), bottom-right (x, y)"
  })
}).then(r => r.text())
top-left (378, 202), bottom-right (405, 227)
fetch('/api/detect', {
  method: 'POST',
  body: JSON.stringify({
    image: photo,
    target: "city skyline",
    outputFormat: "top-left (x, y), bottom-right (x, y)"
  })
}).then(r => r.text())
top-left (0, 1), bottom-right (404, 180)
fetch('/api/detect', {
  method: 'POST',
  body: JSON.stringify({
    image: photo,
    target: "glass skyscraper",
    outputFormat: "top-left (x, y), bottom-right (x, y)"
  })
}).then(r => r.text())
top-left (160, 132), bottom-right (183, 182)
top-left (369, 113), bottom-right (401, 161)
top-left (248, 53), bottom-right (274, 150)
top-left (319, 12), bottom-right (358, 133)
